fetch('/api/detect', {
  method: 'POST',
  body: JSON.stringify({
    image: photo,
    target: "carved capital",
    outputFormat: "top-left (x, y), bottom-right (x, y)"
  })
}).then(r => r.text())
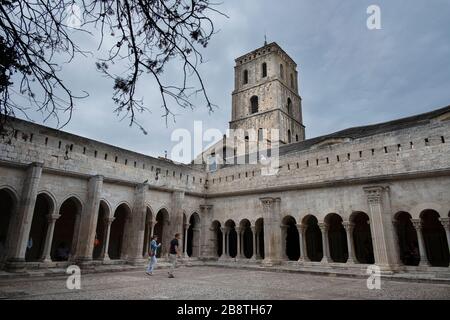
top-left (296, 223), bottom-right (306, 233)
top-left (439, 217), bottom-right (450, 230)
top-left (411, 219), bottom-right (422, 230)
top-left (104, 216), bottom-right (115, 225)
top-left (342, 221), bottom-right (354, 231)
top-left (318, 222), bottom-right (329, 232)
top-left (46, 214), bottom-right (61, 223)
top-left (363, 186), bottom-right (386, 204)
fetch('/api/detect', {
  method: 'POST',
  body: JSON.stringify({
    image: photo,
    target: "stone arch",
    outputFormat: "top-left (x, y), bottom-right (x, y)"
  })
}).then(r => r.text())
top-left (26, 192), bottom-right (56, 262)
top-left (324, 213), bottom-right (348, 263)
top-left (302, 215), bottom-right (322, 262)
top-left (282, 215), bottom-right (300, 261)
top-left (211, 220), bottom-right (222, 258)
top-left (109, 203), bottom-right (131, 260)
top-left (394, 211), bottom-right (419, 266)
top-left (52, 196), bottom-right (83, 261)
top-left (239, 219), bottom-right (252, 259)
top-left (350, 211), bottom-right (374, 264)
top-left (0, 187), bottom-right (18, 263)
top-left (410, 203), bottom-right (444, 220)
top-left (93, 200), bottom-right (111, 260)
top-left (187, 212), bottom-right (201, 257)
top-left (420, 209), bottom-right (449, 267)
top-left (255, 218), bottom-right (265, 259)
top-left (154, 208), bottom-right (170, 257)
top-left (225, 219), bottom-right (237, 258)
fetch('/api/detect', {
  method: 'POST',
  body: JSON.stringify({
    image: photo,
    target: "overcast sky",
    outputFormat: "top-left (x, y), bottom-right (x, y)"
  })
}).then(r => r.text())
top-left (14, 0), bottom-right (450, 162)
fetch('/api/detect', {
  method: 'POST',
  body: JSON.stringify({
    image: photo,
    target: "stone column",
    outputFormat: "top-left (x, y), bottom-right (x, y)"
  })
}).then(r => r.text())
top-left (101, 217), bottom-right (115, 261)
top-left (143, 220), bottom-right (154, 259)
top-left (74, 175), bottom-right (103, 263)
top-left (319, 222), bottom-right (331, 263)
top-left (439, 218), bottom-right (450, 255)
top-left (199, 205), bottom-right (214, 259)
top-left (363, 186), bottom-right (400, 271)
top-left (280, 225), bottom-right (289, 260)
top-left (296, 224), bottom-right (307, 263)
top-left (219, 227), bottom-right (227, 260)
top-left (192, 227), bottom-right (201, 257)
top-left (40, 214), bottom-right (61, 263)
top-left (236, 227), bottom-right (242, 259)
top-left (171, 190), bottom-right (185, 246)
top-left (251, 226), bottom-right (257, 260)
top-left (412, 219), bottom-right (431, 267)
top-left (183, 223), bottom-right (189, 258)
top-left (125, 184), bottom-right (147, 264)
top-left (342, 221), bottom-right (356, 264)
top-left (255, 231), bottom-right (260, 259)
top-left (6, 162), bottom-right (43, 269)
top-left (260, 197), bottom-right (282, 266)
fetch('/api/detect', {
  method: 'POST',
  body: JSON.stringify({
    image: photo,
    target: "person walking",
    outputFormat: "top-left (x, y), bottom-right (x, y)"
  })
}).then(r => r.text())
top-left (168, 233), bottom-right (181, 278)
top-left (146, 235), bottom-right (161, 276)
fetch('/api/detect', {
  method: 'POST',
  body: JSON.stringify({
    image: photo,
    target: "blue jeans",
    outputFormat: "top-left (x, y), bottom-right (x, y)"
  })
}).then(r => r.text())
top-left (147, 255), bottom-right (157, 273)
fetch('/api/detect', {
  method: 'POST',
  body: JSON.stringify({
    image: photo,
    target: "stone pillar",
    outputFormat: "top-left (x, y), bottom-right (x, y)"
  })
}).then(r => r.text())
top-left (319, 222), bottom-right (331, 263)
top-left (439, 218), bottom-right (450, 255)
top-left (260, 197), bottom-right (282, 266)
top-left (143, 219), bottom-right (154, 259)
top-left (363, 186), bottom-right (400, 271)
top-left (280, 225), bottom-right (288, 260)
top-left (192, 227), bottom-right (201, 257)
top-left (236, 227), bottom-right (242, 259)
top-left (199, 205), bottom-right (214, 259)
top-left (412, 219), bottom-right (431, 267)
top-left (219, 227), bottom-right (227, 260)
top-left (296, 224), bottom-right (307, 263)
top-left (73, 175), bottom-right (103, 264)
top-left (6, 162), bottom-right (43, 269)
top-left (251, 226), bottom-right (257, 260)
top-left (101, 217), bottom-right (115, 261)
top-left (171, 190), bottom-right (185, 244)
top-left (40, 214), bottom-right (61, 263)
top-left (126, 184), bottom-right (147, 264)
top-left (342, 221), bottom-right (356, 264)
top-left (69, 213), bottom-right (82, 262)
top-left (255, 231), bottom-right (260, 259)
top-left (183, 223), bottom-right (189, 258)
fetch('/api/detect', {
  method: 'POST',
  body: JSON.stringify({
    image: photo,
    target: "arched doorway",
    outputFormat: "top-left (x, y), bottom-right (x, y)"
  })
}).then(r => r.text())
top-left (51, 197), bottom-right (82, 261)
top-left (187, 212), bottom-right (201, 257)
top-left (351, 212), bottom-right (375, 264)
top-left (154, 208), bottom-right (170, 258)
top-left (255, 218), bottom-right (264, 259)
top-left (282, 216), bottom-right (300, 261)
top-left (303, 215), bottom-right (322, 262)
top-left (325, 213), bottom-right (348, 263)
top-left (142, 207), bottom-right (153, 257)
top-left (109, 203), bottom-right (130, 260)
top-left (0, 188), bottom-right (16, 262)
top-left (225, 220), bottom-right (237, 258)
top-left (420, 210), bottom-right (449, 267)
top-left (93, 201), bottom-right (109, 260)
top-left (211, 221), bottom-right (222, 258)
top-left (394, 212), bottom-right (419, 266)
top-left (26, 193), bottom-right (54, 262)
top-left (239, 219), bottom-right (253, 259)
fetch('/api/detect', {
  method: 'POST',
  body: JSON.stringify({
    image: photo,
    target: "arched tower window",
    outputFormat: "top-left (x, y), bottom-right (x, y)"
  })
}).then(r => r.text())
top-left (243, 69), bottom-right (248, 84)
top-left (250, 96), bottom-right (259, 114)
top-left (290, 73), bottom-right (294, 88)
top-left (280, 64), bottom-right (284, 79)
top-left (287, 98), bottom-right (293, 116)
top-left (262, 63), bottom-right (267, 78)
top-left (288, 130), bottom-right (292, 143)
top-left (296, 134), bottom-right (299, 142)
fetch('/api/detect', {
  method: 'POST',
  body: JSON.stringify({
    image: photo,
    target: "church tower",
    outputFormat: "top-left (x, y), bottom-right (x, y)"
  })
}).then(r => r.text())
top-left (230, 42), bottom-right (305, 144)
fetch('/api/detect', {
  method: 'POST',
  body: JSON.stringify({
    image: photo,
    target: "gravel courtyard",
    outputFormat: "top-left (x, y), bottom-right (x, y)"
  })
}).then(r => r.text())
top-left (0, 266), bottom-right (449, 300)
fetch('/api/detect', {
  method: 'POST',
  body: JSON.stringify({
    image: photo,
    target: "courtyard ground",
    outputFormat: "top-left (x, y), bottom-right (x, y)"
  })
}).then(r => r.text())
top-left (0, 266), bottom-right (449, 300)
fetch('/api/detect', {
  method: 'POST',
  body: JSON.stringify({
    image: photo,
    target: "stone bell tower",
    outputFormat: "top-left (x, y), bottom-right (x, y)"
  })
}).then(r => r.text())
top-left (229, 42), bottom-right (305, 144)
